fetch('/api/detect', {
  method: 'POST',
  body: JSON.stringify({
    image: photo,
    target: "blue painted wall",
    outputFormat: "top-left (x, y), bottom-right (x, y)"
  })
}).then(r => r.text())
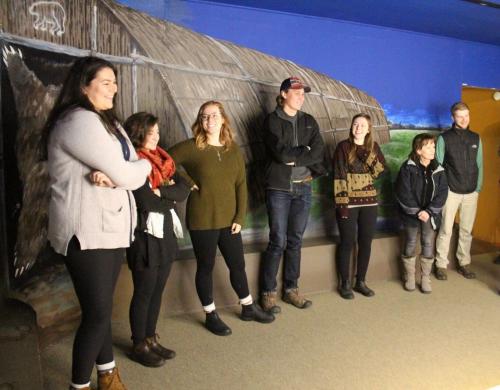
top-left (118, 0), bottom-right (500, 128)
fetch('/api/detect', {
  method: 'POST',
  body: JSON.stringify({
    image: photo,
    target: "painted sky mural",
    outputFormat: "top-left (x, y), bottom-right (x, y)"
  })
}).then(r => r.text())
top-left (1, 0), bottom-right (390, 295)
top-left (117, 0), bottom-right (500, 130)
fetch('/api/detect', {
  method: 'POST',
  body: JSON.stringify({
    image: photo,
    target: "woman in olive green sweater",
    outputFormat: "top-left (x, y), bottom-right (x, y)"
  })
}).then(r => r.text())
top-left (169, 101), bottom-right (274, 336)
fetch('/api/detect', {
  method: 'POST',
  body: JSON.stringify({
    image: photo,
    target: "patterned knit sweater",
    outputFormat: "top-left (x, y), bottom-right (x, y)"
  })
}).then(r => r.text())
top-left (333, 139), bottom-right (386, 217)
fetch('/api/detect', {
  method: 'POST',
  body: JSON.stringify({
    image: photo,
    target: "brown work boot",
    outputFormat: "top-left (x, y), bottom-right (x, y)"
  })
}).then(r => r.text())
top-left (283, 288), bottom-right (312, 309)
top-left (260, 291), bottom-right (281, 314)
top-left (97, 367), bottom-right (127, 390)
top-left (457, 265), bottom-right (476, 279)
top-left (435, 267), bottom-right (447, 280)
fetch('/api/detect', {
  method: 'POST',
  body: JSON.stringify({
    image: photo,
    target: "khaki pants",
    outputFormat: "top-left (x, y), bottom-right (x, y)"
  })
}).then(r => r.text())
top-left (435, 190), bottom-right (478, 268)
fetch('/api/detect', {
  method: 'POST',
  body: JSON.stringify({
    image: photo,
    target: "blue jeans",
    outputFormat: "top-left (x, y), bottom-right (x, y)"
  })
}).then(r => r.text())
top-left (403, 219), bottom-right (436, 258)
top-left (261, 183), bottom-right (312, 292)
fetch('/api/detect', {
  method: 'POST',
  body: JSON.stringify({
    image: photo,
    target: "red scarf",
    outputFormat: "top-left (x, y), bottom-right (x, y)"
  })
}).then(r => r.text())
top-left (137, 146), bottom-right (176, 189)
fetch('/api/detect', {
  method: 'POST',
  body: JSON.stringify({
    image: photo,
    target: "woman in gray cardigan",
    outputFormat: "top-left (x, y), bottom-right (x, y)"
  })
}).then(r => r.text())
top-left (44, 57), bottom-right (151, 390)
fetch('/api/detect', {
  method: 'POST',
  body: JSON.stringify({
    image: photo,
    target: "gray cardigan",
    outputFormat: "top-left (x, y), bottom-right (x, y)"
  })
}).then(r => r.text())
top-left (47, 108), bottom-right (151, 255)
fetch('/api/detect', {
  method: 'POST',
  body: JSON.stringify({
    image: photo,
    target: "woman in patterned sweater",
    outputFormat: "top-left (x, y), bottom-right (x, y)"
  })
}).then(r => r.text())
top-left (333, 113), bottom-right (386, 300)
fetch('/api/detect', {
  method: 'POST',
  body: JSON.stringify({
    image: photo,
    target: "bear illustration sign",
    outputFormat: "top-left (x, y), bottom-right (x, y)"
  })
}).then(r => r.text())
top-left (28, 1), bottom-right (66, 36)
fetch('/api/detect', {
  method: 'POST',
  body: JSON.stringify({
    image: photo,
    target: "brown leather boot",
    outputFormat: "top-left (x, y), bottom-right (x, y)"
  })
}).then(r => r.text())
top-left (146, 334), bottom-right (176, 360)
top-left (97, 367), bottom-right (127, 390)
top-left (131, 339), bottom-right (165, 367)
top-left (69, 386), bottom-right (90, 390)
top-left (260, 291), bottom-right (281, 314)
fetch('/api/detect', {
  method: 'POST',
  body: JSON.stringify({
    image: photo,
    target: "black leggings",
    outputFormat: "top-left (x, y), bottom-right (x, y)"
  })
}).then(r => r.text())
top-left (64, 237), bottom-right (124, 384)
top-left (336, 206), bottom-right (378, 281)
top-left (129, 262), bottom-right (172, 344)
top-left (189, 227), bottom-right (250, 307)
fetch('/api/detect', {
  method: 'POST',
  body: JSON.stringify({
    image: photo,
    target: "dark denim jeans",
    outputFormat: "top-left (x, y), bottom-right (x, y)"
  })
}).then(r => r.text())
top-left (261, 183), bottom-right (312, 292)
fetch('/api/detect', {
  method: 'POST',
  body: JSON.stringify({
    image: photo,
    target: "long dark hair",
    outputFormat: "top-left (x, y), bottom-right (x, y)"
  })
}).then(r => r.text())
top-left (124, 112), bottom-right (159, 149)
top-left (347, 113), bottom-right (374, 165)
top-left (41, 56), bottom-right (119, 159)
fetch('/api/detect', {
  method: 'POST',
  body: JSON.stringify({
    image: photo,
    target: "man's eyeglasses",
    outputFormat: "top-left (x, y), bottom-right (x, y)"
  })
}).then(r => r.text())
top-left (201, 113), bottom-right (220, 121)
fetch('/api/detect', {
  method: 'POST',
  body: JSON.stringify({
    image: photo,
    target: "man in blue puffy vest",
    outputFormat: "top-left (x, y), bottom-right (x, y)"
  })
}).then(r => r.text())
top-left (434, 102), bottom-right (483, 280)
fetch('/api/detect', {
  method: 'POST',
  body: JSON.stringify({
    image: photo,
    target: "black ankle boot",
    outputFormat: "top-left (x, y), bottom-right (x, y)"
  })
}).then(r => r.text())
top-left (131, 340), bottom-right (165, 367)
top-left (240, 302), bottom-right (275, 323)
top-left (339, 279), bottom-right (354, 299)
top-left (205, 311), bottom-right (232, 336)
top-left (353, 280), bottom-right (375, 297)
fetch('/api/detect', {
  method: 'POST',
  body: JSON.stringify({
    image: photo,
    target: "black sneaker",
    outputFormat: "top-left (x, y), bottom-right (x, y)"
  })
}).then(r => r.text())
top-left (205, 311), bottom-right (232, 336)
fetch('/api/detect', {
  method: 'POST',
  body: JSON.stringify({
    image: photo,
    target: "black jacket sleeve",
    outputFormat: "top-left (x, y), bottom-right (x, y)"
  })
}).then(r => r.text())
top-left (133, 173), bottom-right (190, 215)
top-left (426, 169), bottom-right (448, 217)
top-left (263, 114), bottom-right (314, 165)
top-left (159, 173), bottom-right (191, 202)
top-left (395, 164), bottom-right (420, 216)
top-left (295, 116), bottom-right (326, 167)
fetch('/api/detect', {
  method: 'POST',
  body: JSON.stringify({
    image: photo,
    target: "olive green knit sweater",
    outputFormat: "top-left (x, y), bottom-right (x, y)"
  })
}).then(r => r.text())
top-left (168, 139), bottom-right (247, 230)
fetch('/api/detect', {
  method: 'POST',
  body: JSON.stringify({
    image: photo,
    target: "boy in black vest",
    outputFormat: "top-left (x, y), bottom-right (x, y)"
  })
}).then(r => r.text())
top-left (434, 102), bottom-right (483, 280)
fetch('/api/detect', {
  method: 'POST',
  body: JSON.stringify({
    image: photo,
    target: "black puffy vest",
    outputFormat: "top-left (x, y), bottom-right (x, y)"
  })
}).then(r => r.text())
top-left (441, 127), bottom-right (480, 194)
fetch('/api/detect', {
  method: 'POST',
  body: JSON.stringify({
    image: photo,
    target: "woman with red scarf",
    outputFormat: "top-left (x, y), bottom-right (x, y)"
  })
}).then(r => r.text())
top-left (124, 112), bottom-right (191, 368)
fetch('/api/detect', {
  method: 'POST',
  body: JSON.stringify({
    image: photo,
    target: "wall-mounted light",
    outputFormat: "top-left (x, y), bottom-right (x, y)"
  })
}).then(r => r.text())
top-left (493, 91), bottom-right (500, 101)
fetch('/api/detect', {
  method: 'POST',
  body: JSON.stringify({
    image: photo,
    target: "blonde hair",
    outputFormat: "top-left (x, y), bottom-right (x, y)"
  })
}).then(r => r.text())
top-left (191, 100), bottom-right (234, 151)
top-left (450, 101), bottom-right (469, 115)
